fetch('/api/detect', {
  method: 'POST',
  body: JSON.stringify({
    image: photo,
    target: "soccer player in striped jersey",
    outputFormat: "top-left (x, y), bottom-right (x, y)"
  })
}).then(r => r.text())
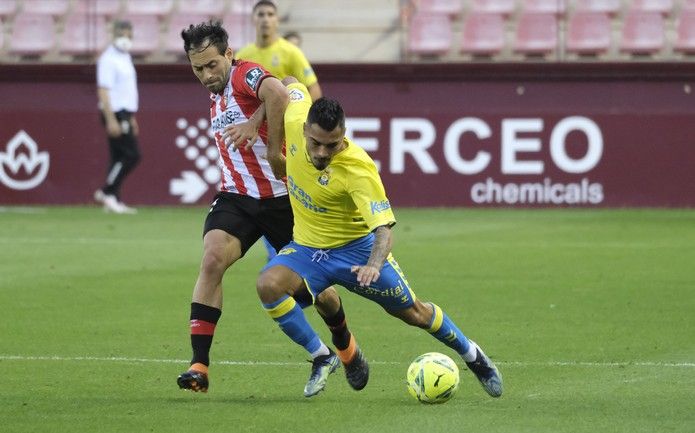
top-left (255, 80), bottom-right (503, 398)
top-left (177, 21), bottom-right (367, 397)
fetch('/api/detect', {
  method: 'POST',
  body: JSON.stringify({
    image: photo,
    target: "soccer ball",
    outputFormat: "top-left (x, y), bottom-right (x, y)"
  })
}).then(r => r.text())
top-left (406, 352), bottom-right (460, 404)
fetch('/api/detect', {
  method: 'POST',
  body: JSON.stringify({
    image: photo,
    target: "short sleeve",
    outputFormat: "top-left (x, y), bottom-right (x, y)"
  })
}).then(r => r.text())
top-left (232, 61), bottom-right (273, 98)
top-left (348, 160), bottom-right (396, 231)
top-left (96, 55), bottom-right (115, 89)
top-left (284, 83), bottom-right (312, 140)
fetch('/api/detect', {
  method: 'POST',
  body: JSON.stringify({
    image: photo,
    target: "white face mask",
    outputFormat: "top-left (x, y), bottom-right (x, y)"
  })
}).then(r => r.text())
top-left (114, 36), bottom-right (133, 52)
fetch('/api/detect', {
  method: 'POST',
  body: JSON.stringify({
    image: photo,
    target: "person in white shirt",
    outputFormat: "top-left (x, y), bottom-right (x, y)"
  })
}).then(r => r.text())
top-left (94, 20), bottom-right (140, 214)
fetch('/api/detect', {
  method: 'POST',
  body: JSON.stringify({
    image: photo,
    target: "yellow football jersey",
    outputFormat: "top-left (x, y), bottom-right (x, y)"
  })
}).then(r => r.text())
top-left (235, 38), bottom-right (318, 88)
top-left (284, 83), bottom-right (396, 248)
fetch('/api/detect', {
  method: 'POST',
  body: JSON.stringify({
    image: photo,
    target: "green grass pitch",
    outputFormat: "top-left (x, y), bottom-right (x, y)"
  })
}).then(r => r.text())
top-left (0, 206), bottom-right (693, 433)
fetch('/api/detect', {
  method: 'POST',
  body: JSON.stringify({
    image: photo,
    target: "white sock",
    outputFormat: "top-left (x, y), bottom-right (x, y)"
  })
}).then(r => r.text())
top-left (462, 341), bottom-right (478, 363)
top-left (310, 342), bottom-right (330, 359)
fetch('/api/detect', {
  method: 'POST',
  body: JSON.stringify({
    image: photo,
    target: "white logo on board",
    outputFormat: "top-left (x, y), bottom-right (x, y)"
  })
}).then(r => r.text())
top-left (169, 118), bottom-right (220, 203)
top-left (0, 130), bottom-right (50, 190)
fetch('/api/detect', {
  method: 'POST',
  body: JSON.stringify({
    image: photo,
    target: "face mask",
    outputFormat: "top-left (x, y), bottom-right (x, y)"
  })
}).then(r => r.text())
top-left (114, 36), bottom-right (133, 52)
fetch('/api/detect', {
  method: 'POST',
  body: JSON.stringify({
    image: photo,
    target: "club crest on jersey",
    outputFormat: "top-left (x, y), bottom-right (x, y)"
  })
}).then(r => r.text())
top-left (318, 170), bottom-right (330, 186)
top-left (245, 67), bottom-right (264, 90)
top-left (289, 143), bottom-right (297, 155)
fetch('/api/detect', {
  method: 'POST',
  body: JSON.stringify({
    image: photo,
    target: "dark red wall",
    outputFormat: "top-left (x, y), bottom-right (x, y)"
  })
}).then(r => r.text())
top-left (1, 63), bottom-right (694, 207)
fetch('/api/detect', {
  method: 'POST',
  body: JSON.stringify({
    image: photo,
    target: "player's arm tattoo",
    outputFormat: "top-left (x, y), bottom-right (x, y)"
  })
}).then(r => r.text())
top-left (366, 225), bottom-right (393, 269)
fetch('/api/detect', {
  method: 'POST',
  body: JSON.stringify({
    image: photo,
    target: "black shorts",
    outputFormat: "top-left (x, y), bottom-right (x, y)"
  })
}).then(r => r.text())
top-left (203, 192), bottom-right (294, 256)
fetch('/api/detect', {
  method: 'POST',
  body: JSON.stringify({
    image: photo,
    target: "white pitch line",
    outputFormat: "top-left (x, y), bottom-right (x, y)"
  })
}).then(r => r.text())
top-left (0, 237), bottom-right (192, 245)
top-left (0, 355), bottom-right (693, 368)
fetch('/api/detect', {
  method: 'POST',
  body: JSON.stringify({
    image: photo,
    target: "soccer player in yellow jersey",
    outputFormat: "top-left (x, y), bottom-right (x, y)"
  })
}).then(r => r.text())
top-left (256, 80), bottom-right (504, 398)
top-left (235, 1), bottom-right (322, 101)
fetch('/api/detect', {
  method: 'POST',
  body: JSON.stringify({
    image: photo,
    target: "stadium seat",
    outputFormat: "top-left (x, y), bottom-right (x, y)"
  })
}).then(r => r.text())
top-left (222, 13), bottom-right (253, 50)
top-left (21, 0), bottom-right (69, 16)
top-left (520, 0), bottom-right (567, 15)
top-left (513, 12), bottom-right (558, 56)
top-left (72, 0), bottom-right (122, 16)
top-left (0, 0), bottom-right (17, 18)
top-left (566, 11), bottom-right (612, 56)
top-left (619, 10), bottom-right (665, 55)
top-left (629, 0), bottom-right (674, 16)
top-left (164, 13), bottom-right (210, 54)
top-left (674, 11), bottom-right (695, 54)
top-left (416, 0), bottom-right (463, 17)
top-left (469, 0), bottom-right (516, 16)
top-left (59, 14), bottom-right (109, 57)
top-left (125, 0), bottom-right (174, 17)
top-left (177, 0), bottom-right (226, 17)
top-left (122, 14), bottom-right (161, 56)
top-left (227, 0), bottom-right (253, 16)
top-left (8, 12), bottom-right (55, 56)
top-left (460, 12), bottom-right (506, 56)
top-left (407, 12), bottom-right (453, 56)
top-left (573, 0), bottom-right (621, 16)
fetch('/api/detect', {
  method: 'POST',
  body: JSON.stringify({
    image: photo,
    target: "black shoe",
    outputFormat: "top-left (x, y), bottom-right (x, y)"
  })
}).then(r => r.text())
top-left (344, 347), bottom-right (369, 390)
top-left (177, 363), bottom-right (209, 393)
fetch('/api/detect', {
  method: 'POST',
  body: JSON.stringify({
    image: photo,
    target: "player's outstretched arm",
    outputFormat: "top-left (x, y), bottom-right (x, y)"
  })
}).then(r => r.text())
top-left (351, 225), bottom-right (393, 287)
top-left (258, 76), bottom-right (289, 179)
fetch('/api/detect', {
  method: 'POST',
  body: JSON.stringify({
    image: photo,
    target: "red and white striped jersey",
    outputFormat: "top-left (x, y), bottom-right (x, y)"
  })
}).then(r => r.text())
top-left (209, 60), bottom-right (287, 199)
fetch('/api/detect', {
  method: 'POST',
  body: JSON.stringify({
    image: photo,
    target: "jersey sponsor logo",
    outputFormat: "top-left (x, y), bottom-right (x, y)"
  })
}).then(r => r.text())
top-left (370, 199), bottom-right (391, 215)
top-left (289, 143), bottom-right (297, 156)
top-left (211, 109), bottom-right (241, 132)
top-left (289, 88), bottom-right (305, 101)
top-left (245, 67), bottom-right (264, 90)
top-left (0, 130), bottom-right (50, 190)
top-left (287, 175), bottom-right (327, 213)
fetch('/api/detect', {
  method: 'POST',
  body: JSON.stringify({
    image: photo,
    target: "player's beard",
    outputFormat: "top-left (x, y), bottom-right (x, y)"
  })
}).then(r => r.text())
top-left (312, 157), bottom-right (329, 171)
top-left (209, 65), bottom-right (231, 94)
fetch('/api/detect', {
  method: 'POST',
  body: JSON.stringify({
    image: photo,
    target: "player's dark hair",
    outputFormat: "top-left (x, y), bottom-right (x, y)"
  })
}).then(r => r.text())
top-left (253, 0), bottom-right (277, 12)
top-left (112, 20), bottom-right (132, 36)
top-left (307, 98), bottom-right (346, 132)
top-left (181, 20), bottom-right (228, 57)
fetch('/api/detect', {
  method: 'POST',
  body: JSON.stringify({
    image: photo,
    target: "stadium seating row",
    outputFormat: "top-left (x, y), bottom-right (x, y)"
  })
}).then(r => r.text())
top-left (1, 0), bottom-right (695, 62)
top-left (407, 0), bottom-right (695, 59)
top-left (0, 0), bottom-right (258, 61)
top-left (0, 0), bottom-right (250, 18)
top-left (0, 11), bottom-right (253, 59)
top-left (408, 9), bottom-right (695, 59)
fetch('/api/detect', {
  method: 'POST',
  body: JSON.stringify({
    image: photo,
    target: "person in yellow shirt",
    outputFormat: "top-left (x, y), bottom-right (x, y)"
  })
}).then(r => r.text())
top-left (256, 80), bottom-right (504, 399)
top-left (235, 1), bottom-right (322, 101)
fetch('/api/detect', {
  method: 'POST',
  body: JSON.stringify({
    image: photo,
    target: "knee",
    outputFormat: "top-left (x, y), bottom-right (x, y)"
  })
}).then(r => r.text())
top-left (314, 287), bottom-right (339, 316)
top-left (126, 150), bottom-right (141, 166)
top-left (199, 247), bottom-right (230, 277)
top-left (315, 287), bottom-right (338, 307)
top-left (256, 270), bottom-right (285, 304)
